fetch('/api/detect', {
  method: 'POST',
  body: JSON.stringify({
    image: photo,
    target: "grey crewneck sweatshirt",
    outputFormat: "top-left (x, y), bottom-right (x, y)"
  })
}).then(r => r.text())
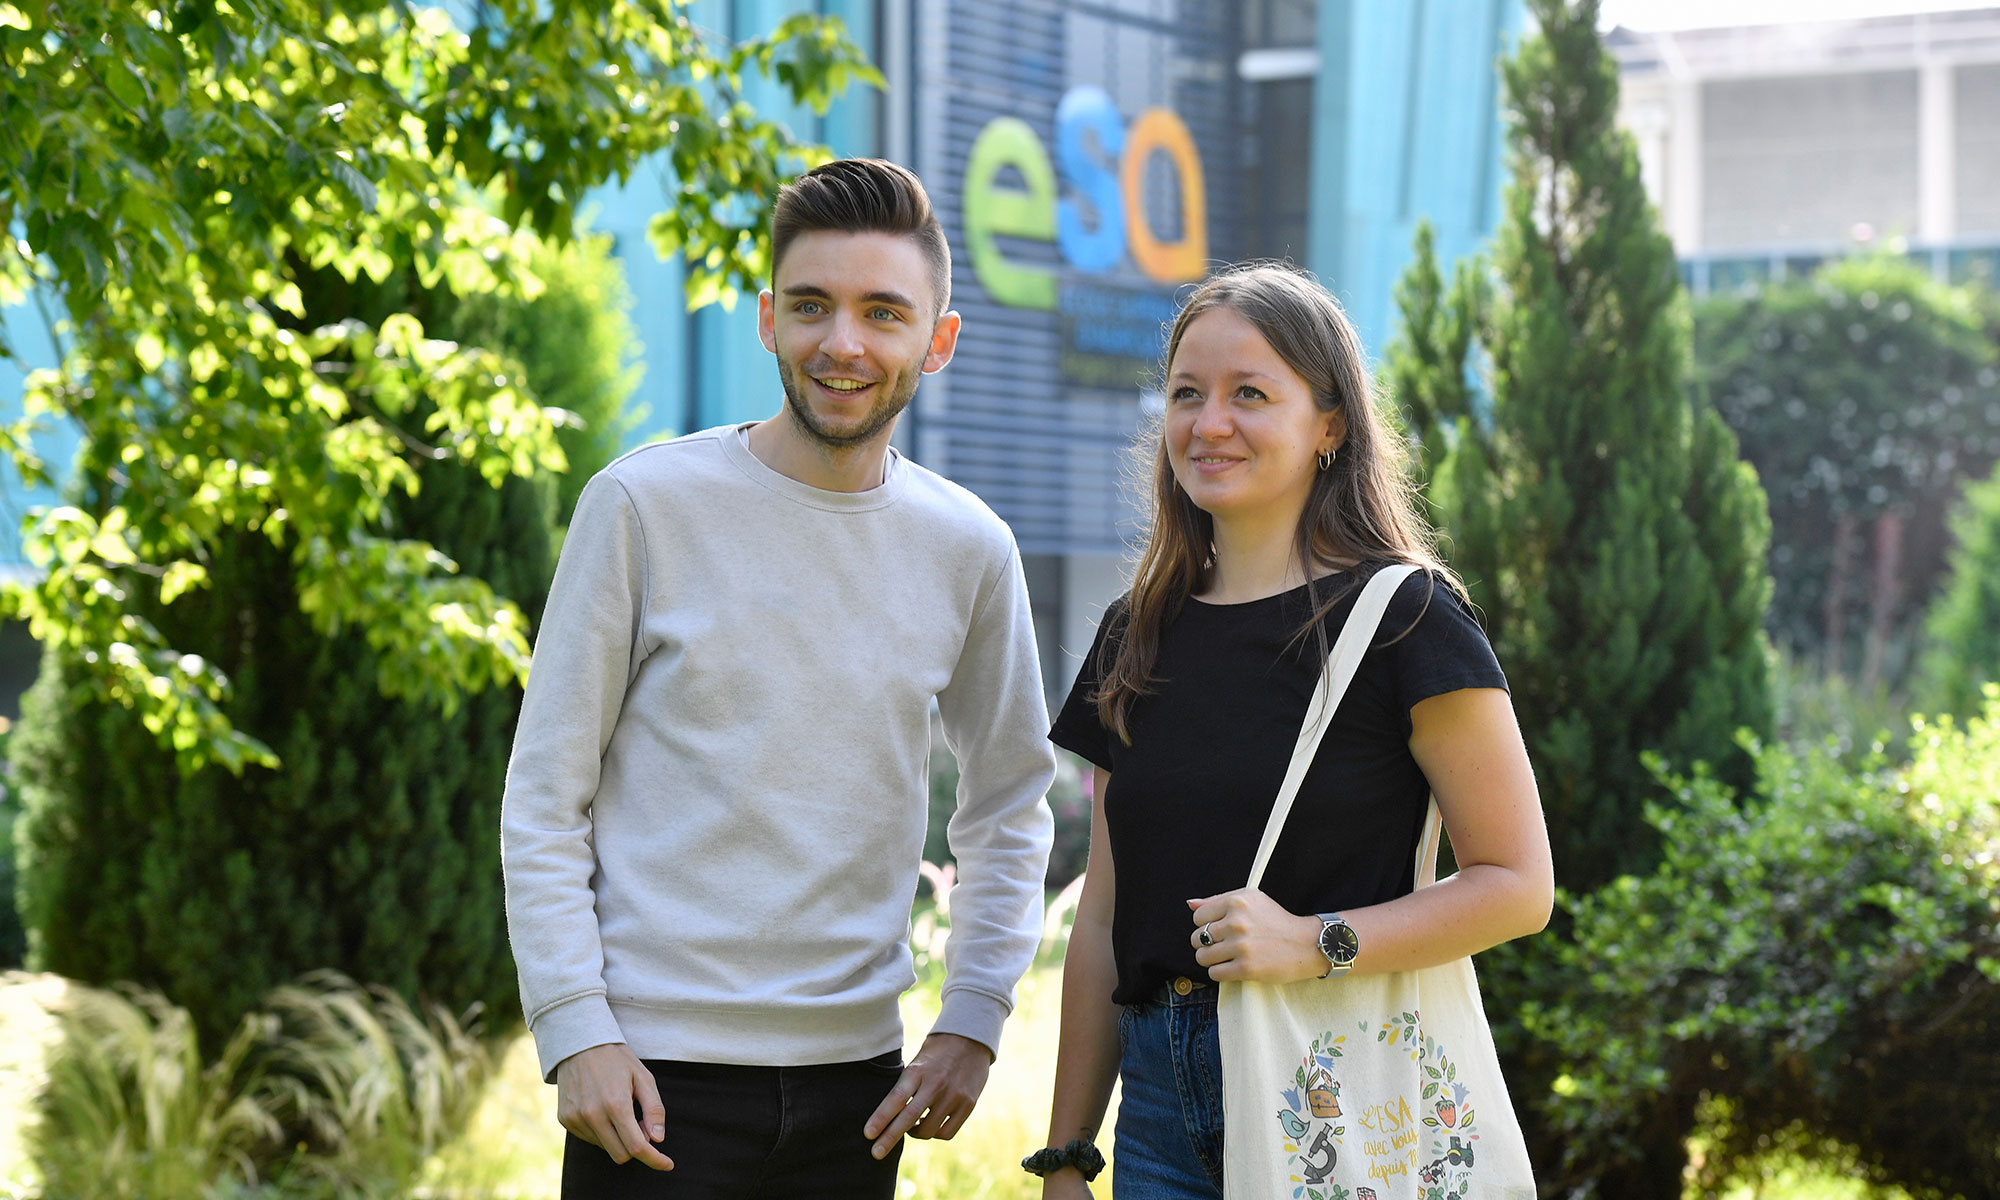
top-left (501, 426), bottom-right (1057, 1081)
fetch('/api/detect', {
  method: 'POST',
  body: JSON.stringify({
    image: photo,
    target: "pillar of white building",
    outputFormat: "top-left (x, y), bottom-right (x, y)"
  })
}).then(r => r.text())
top-left (1667, 75), bottom-right (1703, 252)
top-left (1919, 59), bottom-right (1956, 244)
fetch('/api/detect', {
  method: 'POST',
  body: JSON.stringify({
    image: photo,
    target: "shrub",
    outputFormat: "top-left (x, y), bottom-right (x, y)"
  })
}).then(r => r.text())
top-left (1770, 645), bottom-right (1905, 765)
top-left (31, 984), bottom-right (281, 1200)
top-left (30, 972), bottom-right (490, 1200)
top-left (1532, 697), bottom-right (2000, 1199)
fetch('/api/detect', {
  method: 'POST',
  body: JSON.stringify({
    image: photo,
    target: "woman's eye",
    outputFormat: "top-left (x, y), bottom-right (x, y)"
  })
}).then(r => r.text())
top-left (1170, 387), bottom-right (1201, 403)
top-left (1238, 386), bottom-right (1267, 401)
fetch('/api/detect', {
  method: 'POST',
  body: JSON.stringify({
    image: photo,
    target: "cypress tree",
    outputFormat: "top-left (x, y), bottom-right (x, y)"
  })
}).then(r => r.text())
top-left (12, 236), bottom-right (638, 1048)
top-left (1391, 0), bottom-right (1773, 894)
top-left (1919, 461), bottom-right (2000, 718)
top-left (1390, 9), bottom-right (1776, 1190)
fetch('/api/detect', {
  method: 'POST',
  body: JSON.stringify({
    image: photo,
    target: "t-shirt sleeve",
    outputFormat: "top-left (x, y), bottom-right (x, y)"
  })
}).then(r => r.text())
top-left (1380, 570), bottom-right (1508, 730)
top-left (1048, 600), bottom-right (1124, 772)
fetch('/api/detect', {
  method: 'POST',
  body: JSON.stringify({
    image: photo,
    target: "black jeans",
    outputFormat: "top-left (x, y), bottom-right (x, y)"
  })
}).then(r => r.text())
top-left (559, 1053), bottom-right (907, 1199)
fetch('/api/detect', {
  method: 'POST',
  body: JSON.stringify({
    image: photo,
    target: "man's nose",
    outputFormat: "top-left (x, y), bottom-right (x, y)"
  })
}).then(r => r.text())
top-left (822, 310), bottom-right (865, 359)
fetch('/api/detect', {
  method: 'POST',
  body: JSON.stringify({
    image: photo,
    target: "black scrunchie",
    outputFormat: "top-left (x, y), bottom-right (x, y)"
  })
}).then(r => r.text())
top-left (1021, 1137), bottom-right (1106, 1181)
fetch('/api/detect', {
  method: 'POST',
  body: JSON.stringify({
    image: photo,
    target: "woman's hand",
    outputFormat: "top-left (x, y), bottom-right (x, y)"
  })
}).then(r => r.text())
top-left (1187, 890), bottom-right (1325, 983)
top-left (1040, 1167), bottom-right (1095, 1199)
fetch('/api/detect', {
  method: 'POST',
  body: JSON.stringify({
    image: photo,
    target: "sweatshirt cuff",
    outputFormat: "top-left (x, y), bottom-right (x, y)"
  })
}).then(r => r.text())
top-left (529, 992), bottom-right (627, 1083)
top-left (930, 987), bottom-right (1012, 1059)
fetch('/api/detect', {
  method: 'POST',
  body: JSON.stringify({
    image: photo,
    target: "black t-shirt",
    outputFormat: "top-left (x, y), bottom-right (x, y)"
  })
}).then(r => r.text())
top-left (1049, 567), bottom-right (1508, 1005)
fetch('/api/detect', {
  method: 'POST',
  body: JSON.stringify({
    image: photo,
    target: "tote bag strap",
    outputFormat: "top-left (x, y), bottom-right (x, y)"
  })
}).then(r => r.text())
top-left (1244, 563), bottom-right (1420, 890)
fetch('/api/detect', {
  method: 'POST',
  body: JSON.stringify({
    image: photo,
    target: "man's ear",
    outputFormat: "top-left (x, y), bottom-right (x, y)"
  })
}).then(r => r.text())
top-left (757, 290), bottom-right (778, 353)
top-left (923, 310), bottom-right (963, 374)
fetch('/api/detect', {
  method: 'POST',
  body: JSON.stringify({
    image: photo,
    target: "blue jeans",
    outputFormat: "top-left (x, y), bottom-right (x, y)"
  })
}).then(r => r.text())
top-left (1115, 980), bottom-right (1226, 1200)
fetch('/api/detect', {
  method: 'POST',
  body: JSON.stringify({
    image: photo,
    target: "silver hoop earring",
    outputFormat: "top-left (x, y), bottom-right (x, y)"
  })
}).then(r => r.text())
top-left (1318, 448), bottom-right (1336, 472)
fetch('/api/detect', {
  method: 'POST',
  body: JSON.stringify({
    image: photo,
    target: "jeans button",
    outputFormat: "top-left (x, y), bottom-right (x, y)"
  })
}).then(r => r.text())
top-left (1172, 976), bottom-right (1194, 996)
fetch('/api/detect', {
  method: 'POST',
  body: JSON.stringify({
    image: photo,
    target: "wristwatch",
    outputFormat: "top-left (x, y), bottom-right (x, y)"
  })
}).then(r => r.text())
top-left (1316, 913), bottom-right (1359, 978)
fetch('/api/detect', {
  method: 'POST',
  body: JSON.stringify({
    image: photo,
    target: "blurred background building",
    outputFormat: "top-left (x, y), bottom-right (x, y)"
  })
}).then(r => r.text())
top-left (1610, 5), bottom-right (2000, 289)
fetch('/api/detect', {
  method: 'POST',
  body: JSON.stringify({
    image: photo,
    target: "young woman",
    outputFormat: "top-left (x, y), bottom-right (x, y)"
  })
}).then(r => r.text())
top-left (1025, 263), bottom-right (1553, 1199)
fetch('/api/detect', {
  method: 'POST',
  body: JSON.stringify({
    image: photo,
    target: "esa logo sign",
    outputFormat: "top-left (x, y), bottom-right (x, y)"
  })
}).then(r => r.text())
top-left (963, 86), bottom-right (1208, 309)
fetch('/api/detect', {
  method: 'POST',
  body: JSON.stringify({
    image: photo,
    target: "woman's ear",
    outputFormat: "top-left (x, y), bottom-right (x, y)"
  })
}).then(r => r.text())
top-left (1323, 406), bottom-right (1348, 453)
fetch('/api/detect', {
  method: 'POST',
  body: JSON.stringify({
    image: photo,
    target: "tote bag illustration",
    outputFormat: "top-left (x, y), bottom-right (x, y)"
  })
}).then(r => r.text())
top-left (1218, 564), bottom-right (1535, 1200)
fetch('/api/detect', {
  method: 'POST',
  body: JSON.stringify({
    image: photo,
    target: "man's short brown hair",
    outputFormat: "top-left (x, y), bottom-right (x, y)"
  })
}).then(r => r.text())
top-left (771, 158), bottom-right (951, 316)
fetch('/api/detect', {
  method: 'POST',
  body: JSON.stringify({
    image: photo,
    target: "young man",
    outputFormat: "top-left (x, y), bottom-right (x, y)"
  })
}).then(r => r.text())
top-left (500, 158), bottom-right (1058, 1198)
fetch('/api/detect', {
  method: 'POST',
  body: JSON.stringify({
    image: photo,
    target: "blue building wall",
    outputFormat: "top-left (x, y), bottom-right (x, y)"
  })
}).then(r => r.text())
top-left (1310, 0), bottom-right (1521, 358)
top-left (0, 297), bottom-right (79, 569)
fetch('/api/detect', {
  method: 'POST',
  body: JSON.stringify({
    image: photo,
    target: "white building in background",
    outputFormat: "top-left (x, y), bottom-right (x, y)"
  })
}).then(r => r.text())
top-left (1608, 6), bottom-right (2000, 291)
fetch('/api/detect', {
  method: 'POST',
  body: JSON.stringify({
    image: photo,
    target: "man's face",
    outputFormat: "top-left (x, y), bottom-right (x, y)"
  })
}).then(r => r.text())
top-left (759, 231), bottom-right (960, 450)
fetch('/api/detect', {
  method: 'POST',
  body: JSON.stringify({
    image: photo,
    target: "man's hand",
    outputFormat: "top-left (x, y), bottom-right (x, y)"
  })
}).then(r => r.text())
top-left (863, 1032), bottom-right (994, 1159)
top-left (555, 1043), bottom-right (675, 1170)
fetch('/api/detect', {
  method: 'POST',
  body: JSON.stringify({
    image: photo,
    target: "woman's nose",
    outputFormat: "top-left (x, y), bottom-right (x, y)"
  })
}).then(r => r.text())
top-left (1190, 396), bottom-right (1232, 438)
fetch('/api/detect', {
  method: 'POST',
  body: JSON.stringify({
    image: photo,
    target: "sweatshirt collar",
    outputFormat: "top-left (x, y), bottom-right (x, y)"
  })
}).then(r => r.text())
top-left (719, 423), bottom-right (908, 513)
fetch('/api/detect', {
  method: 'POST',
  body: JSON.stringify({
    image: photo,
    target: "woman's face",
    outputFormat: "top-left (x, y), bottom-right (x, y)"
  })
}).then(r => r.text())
top-left (1165, 305), bottom-right (1340, 529)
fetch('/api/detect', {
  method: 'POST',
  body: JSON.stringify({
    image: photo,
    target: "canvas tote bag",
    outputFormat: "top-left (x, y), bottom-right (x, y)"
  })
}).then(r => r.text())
top-left (1218, 564), bottom-right (1535, 1200)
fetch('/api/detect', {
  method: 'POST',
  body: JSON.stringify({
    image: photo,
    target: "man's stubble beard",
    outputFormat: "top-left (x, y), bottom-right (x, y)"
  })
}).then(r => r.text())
top-left (778, 357), bottom-right (921, 450)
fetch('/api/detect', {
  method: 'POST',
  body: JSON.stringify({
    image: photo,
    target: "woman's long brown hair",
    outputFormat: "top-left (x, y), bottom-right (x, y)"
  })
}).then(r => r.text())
top-left (1095, 261), bottom-right (1469, 743)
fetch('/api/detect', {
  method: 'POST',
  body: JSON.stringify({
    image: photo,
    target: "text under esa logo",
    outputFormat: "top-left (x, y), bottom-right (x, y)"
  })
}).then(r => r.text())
top-left (964, 86), bottom-right (1208, 309)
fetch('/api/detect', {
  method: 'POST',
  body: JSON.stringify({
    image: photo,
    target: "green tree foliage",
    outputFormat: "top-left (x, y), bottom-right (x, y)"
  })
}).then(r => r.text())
top-left (450, 235), bottom-right (646, 522)
top-left (1695, 256), bottom-right (2000, 689)
top-left (1920, 463), bottom-right (2000, 718)
top-left (1389, 0), bottom-right (1774, 893)
top-left (1535, 704), bottom-right (2000, 1199)
top-left (0, 0), bottom-right (875, 772)
top-left (12, 237), bottom-right (636, 1048)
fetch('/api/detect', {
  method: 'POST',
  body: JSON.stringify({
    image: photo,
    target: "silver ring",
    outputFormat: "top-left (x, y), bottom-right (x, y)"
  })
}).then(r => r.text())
top-left (1199, 923), bottom-right (1214, 947)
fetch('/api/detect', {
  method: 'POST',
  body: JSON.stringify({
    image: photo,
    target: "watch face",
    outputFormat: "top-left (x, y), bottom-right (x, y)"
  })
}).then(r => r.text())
top-left (1320, 918), bottom-right (1359, 966)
